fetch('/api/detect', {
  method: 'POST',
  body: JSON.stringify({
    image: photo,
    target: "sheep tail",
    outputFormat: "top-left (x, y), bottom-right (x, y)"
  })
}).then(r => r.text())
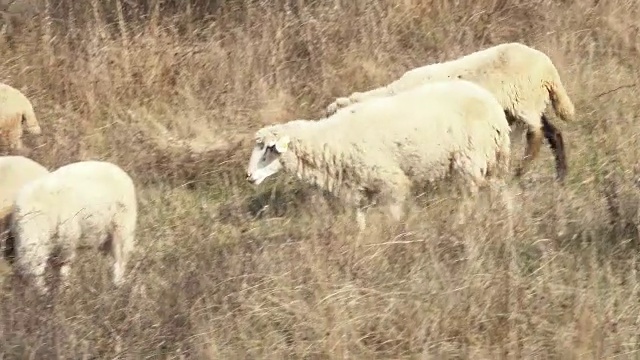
top-left (544, 67), bottom-right (576, 123)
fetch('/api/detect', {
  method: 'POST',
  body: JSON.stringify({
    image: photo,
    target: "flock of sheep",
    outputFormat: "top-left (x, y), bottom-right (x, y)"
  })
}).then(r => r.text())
top-left (0, 41), bottom-right (575, 296)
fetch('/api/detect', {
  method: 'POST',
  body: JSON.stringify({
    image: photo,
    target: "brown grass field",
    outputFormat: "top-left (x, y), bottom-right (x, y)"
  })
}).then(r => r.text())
top-left (1, 0), bottom-right (640, 358)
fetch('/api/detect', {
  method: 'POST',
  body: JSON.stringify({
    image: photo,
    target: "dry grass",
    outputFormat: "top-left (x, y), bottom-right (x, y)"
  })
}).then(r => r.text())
top-left (1, 0), bottom-right (640, 358)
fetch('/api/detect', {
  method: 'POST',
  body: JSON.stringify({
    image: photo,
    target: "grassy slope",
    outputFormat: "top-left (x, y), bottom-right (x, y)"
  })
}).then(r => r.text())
top-left (2, 0), bottom-right (640, 358)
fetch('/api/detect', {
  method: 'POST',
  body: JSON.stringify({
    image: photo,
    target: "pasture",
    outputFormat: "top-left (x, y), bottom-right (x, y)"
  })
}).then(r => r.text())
top-left (1, 0), bottom-right (640, 358)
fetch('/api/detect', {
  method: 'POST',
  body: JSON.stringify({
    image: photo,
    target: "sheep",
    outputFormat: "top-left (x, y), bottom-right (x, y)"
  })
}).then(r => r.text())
top-left (246, 78), bottom-right (513, 232)
top-left (0, 155), bottom-right (49, 259)
top-left (0, 155), bottom-right (49, 216)
top-left (326, 42), bottom-right (575, 182)
top-left (8, 160), bottom-right (137, 295)
top-left (0, 82), bottom-right (42, 154)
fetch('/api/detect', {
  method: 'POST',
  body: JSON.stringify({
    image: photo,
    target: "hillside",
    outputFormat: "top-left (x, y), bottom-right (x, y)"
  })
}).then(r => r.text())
top-left (2, 0), bottom-right (640, 358)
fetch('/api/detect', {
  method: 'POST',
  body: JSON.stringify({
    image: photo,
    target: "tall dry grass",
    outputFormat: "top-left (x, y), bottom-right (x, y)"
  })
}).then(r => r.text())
top-left (1, 0), bottom-right (640, 358)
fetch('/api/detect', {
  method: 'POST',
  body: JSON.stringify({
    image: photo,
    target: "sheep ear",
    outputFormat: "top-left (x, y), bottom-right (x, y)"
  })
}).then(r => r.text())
top-left (275, 135), bottom-right (290, 153)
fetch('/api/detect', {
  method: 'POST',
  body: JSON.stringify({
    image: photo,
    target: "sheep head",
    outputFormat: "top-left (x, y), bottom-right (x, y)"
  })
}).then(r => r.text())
top-left (246, 133), bottom-right (290, 186)
top-left (22, 114), bottom-right (41, 135)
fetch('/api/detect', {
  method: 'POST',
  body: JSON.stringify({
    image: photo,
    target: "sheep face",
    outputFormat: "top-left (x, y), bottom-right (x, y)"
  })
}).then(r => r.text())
top-left (246, 135), bottom-right (290, 185)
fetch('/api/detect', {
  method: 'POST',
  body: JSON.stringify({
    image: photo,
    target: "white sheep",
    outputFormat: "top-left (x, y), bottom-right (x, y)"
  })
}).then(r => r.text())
top-left (246, 79), bottom-right (513, 232)
top-left (0, 155), bottom-right (49, 258)
top-left (326, 42), bottom-right (575, 182)
top-left (0, 155), bottom-right (49, 216)
top-left (0, 82), bottom-right (42, 154)
top-left (8, 160), bottom-right (137, 295)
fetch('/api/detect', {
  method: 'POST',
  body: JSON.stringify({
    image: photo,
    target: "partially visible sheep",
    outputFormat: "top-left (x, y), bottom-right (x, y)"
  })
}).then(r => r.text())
top-left (0, 155), bottom-right (49, 259)
top-left (326, 42), bottom-right (575, 182)
top-left (9, 160), bottom-right (137, 295)
top-left (0, 82), bottom-right (42, 154)
top-left (0, 155), bottom-right (49, 216)
top-left (246, 79), bottom-right (513, 232)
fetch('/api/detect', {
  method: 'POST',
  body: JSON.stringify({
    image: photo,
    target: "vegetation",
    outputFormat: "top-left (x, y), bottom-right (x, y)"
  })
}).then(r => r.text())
top-left (1, 0), bottom-right (640, 358)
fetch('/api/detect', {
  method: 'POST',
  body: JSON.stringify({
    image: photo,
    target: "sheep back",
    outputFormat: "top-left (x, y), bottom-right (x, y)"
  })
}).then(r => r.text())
top-left (333, 42), bottom-right (575, 124)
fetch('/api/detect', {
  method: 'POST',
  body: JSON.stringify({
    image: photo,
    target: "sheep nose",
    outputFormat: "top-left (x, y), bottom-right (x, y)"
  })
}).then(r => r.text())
top-left (246, 173), bottom-right (253, 182)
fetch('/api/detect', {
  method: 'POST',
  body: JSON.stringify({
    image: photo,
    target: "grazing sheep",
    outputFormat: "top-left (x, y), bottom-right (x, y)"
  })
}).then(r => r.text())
top-left (326, 42), bottom-right (575, 182)
top-left (0, 82), bottom-right (42, 154)
top-left (0, 155), bottom-right (49, 259)
top-left (8, 160), bottom-right (137, 295)
top-left (246, 79), bottom-right (513, 232)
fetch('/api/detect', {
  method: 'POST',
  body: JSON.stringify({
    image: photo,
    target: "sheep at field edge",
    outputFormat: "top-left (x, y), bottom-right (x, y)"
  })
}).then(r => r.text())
top-left (326, 42), bottom-right (575, 182)
top-left (0, 155), bottom-right (50, 260)
top-left (246, 79), bottom-right (513, 232)
top-left (0, 82), bottom-right (42, 154)
top-left (8, 160), bottom-right (137, 295)
top-left (0, 155), bottom-right (49, 216)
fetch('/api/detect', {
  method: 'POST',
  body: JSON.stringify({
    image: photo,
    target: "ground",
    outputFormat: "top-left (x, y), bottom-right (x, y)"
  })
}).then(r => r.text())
top-left (1, 0), bottom-right (640, 358)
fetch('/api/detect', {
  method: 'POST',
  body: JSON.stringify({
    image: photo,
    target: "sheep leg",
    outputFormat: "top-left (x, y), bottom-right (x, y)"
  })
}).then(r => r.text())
top-left (57, 231), bottom-right (81, 290)
top-left (356, 208), bottom-right (367, 233)
top-left (110, 222), bottom-right (135, 287)
top-left (452, 155), bottom-right (488, 225)
top-left (7, 117), bottom-right (24, 151)
top-left (541, 114), bottom-right (567, 183)
top-left (54, 221), bottom-right (81, 289)
top-left (389, 203), bottom-right (404, 222)
top-left (111, 243), bottom-right (127, 287)
top-left (387, 188), bottom-right (410, 231)
top-left (0, 130), bottom-right (23, 154)
top-left (515, 127), bottom-right (543, 178)
top-left (353, 190), bottom-right (373, 233)
top-left (32, 264), bottom-right (48, 295)
top-left (487, 179), bottom-right (515, 238)
top-left (18, 253), bottom-right (49, 295)
top-left (59, 250), bottom-right (76, 290)
top-left (456, 182), bottom-right (480, 226)
top-left (11, 136), bottom-right (23, 151)
top-left (383, 175), bottom-right (411, 227)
